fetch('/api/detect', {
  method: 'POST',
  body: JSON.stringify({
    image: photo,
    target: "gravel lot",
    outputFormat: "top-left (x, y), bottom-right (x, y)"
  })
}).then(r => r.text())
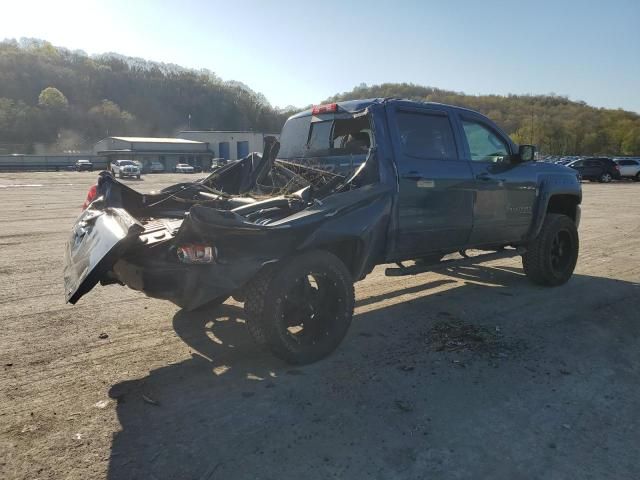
top-left (1, 171), bottom-right (639, 480)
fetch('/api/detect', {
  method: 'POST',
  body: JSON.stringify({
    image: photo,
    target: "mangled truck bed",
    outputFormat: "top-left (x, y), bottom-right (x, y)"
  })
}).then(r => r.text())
top-left (65, 98), bottom-right (582, 364)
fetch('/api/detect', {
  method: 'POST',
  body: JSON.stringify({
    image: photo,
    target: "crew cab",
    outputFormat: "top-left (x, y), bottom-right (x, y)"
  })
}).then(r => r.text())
top-left (64, 99), bottom-right (582, 365)
top-left (110, 159), bottom-right (141, 179)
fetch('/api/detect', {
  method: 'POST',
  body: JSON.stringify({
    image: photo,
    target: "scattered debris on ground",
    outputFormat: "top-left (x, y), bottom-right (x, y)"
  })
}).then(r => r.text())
top-left (426, 319), bottom-right (524, 359)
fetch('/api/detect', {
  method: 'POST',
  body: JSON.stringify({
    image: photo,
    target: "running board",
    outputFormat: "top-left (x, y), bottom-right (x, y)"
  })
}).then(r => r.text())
top-left (385, 248), bottom-right (525, 277)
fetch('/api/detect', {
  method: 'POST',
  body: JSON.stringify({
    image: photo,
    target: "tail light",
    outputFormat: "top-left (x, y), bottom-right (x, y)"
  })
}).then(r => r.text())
top-left (82, 184), bottom-right (98, 210)
top-left (311, 103), bottom-right (338, 115)
top-left (177, 244), bottom-right (215, 264)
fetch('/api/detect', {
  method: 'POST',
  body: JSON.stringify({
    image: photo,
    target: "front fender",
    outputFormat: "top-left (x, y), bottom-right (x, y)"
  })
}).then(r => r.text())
top-left (528, 175), bottom-right (581, 241)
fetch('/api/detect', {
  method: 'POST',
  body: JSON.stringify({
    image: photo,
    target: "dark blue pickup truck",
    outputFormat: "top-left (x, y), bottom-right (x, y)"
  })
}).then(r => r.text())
top-left (64, 98), bottom-right (582, 364)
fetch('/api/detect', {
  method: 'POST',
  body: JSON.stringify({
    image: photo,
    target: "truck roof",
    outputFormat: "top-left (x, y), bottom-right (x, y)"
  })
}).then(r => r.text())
top-left (290, 98), bottom-right (481, 119)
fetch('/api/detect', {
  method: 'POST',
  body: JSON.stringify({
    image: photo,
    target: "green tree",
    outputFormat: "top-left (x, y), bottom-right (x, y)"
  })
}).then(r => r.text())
top-left (38, 87), bottom-right (68, 110)
top-left (87, 99), bottom-right (136, 137)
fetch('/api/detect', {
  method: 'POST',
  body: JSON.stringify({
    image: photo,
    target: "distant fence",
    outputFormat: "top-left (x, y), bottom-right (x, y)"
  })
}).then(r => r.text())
top-left (0, 155), bottom-right (109, 172)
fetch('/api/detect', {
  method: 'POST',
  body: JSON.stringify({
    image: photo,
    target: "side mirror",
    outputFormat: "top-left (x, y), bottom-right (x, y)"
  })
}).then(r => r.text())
top-left (518, 144), bottom-right (536, 162)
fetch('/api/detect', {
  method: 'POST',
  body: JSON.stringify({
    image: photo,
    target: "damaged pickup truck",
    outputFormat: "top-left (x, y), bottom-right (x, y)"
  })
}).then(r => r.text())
top-left (64, 98), bottom-right (582, 364)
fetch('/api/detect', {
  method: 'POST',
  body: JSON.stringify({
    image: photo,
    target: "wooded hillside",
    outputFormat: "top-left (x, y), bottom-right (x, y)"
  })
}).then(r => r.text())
top-left (1, 39), bottom-right (638, 156)
top-left (0, 39), bottom-right (291, 154)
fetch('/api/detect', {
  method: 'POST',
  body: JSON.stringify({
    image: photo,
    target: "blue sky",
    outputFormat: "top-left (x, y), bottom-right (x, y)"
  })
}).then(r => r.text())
top-left (3, 0), bottom-right (639, 111)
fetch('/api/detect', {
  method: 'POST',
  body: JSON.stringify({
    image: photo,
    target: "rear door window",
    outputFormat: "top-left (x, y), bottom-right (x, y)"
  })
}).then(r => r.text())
top-left (395, 111), bottom-right (458, 160)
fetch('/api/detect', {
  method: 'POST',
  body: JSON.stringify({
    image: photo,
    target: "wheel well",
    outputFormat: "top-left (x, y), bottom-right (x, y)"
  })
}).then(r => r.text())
top-left (316, 239), bottom-right (364, 278)
top-left (547, 195), bottom-right (579, 221)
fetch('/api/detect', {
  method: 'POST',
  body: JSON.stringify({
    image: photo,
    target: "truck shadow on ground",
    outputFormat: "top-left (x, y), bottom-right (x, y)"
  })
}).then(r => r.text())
top-left (107, 265), bottom-right (640, 480)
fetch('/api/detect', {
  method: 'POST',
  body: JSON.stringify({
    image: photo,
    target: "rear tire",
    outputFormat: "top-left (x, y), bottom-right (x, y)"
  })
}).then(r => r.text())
top-left (599, 172), bottom-right (612, 183)
top-left (244, 251), bottom-right (355, 364)
top-left (522, 214), bottom-right (579, 286)
top-left (634, 173), bottom-right (640, 182)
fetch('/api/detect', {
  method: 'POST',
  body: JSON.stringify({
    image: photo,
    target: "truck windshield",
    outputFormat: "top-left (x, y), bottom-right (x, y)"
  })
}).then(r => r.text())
top-left (278, 114), bottom-right (372, 160)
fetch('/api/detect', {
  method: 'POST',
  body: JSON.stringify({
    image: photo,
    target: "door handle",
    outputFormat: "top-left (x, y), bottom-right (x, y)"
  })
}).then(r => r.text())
top-left (402, 172), bottom-right (423, 181)
top-left (476, 172), bottom-right (506, 182)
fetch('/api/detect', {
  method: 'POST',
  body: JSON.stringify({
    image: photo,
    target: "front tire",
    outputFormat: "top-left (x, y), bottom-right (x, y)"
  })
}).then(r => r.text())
top-left (244, 251), bottom-right (355, 364)
top-left (522, 214), bottom-right (579, 286)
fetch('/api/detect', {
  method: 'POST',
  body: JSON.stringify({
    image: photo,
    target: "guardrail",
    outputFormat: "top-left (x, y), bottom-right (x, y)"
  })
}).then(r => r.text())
top-left (0, 155), bottom-right (109, 172)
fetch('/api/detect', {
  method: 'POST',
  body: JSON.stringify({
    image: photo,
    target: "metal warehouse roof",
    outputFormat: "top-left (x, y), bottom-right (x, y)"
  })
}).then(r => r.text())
top-left (110, 136), bottom-right (205, 144)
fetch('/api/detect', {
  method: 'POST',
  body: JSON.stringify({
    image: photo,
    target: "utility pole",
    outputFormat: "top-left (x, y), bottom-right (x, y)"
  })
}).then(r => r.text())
top-left (530, 104), bottom-right (534, 145)
top-left (188, 114), bottom-right (191, 130)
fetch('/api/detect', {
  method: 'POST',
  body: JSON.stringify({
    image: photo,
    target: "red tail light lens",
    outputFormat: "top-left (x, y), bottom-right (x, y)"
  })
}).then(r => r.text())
top-left (82, 184), bottom-right (98, 210)
top-left (311, 103), bottom-right (338, 115)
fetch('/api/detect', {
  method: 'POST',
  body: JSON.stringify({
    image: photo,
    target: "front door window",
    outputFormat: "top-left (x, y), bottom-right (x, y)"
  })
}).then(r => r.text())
top-left (462, 120), bottom-right (509, 162)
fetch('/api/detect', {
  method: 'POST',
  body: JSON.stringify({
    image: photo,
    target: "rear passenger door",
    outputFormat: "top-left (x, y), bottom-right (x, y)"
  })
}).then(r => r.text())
top-left (388, 106), bottom-right (474, 258)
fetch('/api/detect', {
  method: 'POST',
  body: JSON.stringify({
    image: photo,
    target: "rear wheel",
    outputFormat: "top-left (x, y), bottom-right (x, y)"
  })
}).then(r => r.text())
top-left (244, 251), bottom-right (354, 364)
top-left (599, 172), bottom-right (613, 183)
top-left (522, 214), bottom-right (579, 286)
top-left (634, 173), bottom-right (640, 182)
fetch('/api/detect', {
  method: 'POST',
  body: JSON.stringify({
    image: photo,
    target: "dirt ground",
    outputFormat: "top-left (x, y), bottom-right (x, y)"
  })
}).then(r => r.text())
top-left (1, 171), bottom-right (639, 480)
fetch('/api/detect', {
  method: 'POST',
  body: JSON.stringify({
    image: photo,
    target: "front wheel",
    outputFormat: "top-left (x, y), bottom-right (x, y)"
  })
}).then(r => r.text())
top-left (522, 214), bottom-right (579, 286)
top-left (244, 251), bottom-right (355, 364)
top-left (634, 173), bottom-right (640, 182)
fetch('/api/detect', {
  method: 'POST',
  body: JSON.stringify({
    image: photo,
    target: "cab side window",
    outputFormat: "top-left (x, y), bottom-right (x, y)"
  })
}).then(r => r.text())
top-left (462, 120), bottom-right (509, 162)
top-left (396, 111), bottom-right (458, 160)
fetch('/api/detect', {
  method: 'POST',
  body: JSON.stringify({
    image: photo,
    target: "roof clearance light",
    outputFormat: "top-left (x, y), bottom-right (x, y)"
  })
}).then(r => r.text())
top-left (311, 103), bottom-right (338, 115)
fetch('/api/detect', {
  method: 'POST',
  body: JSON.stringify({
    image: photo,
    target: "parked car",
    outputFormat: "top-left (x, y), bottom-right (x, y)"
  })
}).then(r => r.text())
top-left (65, 98), bottom-right (581, 365)
top-left (213, 158), bottom-right (227, 168)
top-left (175, 163), bottom-right (195, 173)
top-left (74, 159), bottom-right (93, 171)
top-left (613, 158), bottom-right (640, 181)
top-left (149, 161), bottom-right (165, 173)
top-left (110, 160), bottom-right (141, 179)
top-left (567, 157), bottom-right (621, 182)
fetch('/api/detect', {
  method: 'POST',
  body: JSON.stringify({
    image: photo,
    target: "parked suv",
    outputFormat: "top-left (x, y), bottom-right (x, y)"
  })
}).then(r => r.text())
top-left (614, 158), bottom-right (640, 181)
top-left (567, 157), bottom-right (621, 182)
top-left (110, 159), bottom-right (141, 179)
top-left (65, 98), bottom-right (582, 365)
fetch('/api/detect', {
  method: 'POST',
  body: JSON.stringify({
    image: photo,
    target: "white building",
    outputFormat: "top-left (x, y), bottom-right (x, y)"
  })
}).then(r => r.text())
top-left (94, 136), bottom-right (212, 171)
top-left (178, 131), bottom-right (279, 161)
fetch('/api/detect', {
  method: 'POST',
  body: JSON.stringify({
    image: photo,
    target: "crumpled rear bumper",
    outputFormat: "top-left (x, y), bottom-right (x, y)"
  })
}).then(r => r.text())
top-left (112, 257), bottom-right (265, 310)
